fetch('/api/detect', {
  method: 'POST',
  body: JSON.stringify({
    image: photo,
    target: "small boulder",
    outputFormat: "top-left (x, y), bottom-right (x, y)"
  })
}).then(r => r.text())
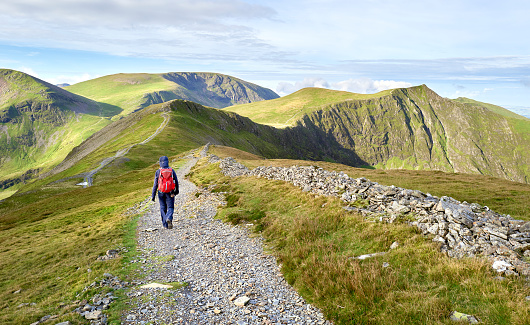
top-left (84, 310), bottom-right (102, 320)
top-left (233, 296), bottom-right (250, 306)
top-left (492, 260), bottom-right (513, 273)
top-left (449, 311), bottom-right (479, 323)
top-left (520, 221), bottom-right (530, 232)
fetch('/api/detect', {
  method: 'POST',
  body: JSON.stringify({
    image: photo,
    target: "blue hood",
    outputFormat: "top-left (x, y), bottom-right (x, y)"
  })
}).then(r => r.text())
top-left (159, 156), bottom-right (169, 168)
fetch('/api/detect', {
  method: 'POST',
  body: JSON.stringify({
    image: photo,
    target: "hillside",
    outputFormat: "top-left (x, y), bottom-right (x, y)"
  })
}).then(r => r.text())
top-left (0, 69), bottom-right (114, 199)
top-left (1, 97), bottom-right (529, 323)
top-left (0, 70), bottom-right (278, 199)
top-left (454, 97), bottom-right (530, 121)
top-left (228, 85), bottom-right (530, 183)
top-left (65, 72), bottom-right (279, 117)
top-left (224, 87), bottom-right (393, 128)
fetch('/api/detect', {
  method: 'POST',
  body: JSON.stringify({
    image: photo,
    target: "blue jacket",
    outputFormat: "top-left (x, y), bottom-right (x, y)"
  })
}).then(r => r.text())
top-left (152, 156), bottom-right (178, 200)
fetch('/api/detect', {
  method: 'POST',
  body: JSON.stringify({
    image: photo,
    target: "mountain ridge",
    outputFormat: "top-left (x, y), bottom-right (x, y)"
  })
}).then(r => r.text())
top-left (65, 72), bottom-right (279, 118)
top-left (0, 70), bottom-right (279, 198)
top-left (226, 84), bottom-right (530, 183)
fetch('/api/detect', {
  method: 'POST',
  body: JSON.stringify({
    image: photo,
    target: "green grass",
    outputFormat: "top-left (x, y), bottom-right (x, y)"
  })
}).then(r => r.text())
top-left (224, 87), bottom-right (394, 128)
top-left (0, 102), bottom-right (204, 324)
top-left (0, 166), bottom-right (154, 324)
top-left (2, 94), bottom-right (529, 324)
top-left (66, 73), bottom-right (176, 118)
top-left (454, 97), bottom-right (530, 121)
top-left (0, 114), bottom-right (111, 181)
top-left (189, 150), bottom-right (530, 325)
top-left (0, 69), bottom-right (117, 199)
top-left (0, 99), bottom-right (291, 323)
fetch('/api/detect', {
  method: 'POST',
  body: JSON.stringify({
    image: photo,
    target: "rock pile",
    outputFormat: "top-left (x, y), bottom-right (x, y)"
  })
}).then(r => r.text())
top-left (214, 156), bottom-right (530, 277)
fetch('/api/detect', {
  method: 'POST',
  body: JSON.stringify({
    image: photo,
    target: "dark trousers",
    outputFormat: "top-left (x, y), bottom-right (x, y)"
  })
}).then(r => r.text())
top-left (158, 192), bottom-right (175, 228)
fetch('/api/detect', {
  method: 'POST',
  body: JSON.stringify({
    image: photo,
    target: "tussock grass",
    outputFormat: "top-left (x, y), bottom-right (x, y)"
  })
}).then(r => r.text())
top-left (189, 153), bottom-right (530, 324)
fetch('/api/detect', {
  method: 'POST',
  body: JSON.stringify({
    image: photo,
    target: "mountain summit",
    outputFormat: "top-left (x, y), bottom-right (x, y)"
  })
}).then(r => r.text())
top-left (66, 72), bottom-right (279, 117)
top-left (227, 84), bottom-right (530, 183)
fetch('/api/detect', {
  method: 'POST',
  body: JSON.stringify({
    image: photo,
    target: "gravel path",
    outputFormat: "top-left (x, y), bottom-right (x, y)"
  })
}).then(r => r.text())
top-left (122, 149), bottom-right (331, 325)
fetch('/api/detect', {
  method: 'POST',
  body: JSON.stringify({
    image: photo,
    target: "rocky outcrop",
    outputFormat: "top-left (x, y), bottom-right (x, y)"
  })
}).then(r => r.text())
top-left (291, 85), bottom-right (530, 183)
top-left (162, 72), bottom-right (279, 108)
top-left (214, 156), bottom-right (530, 277)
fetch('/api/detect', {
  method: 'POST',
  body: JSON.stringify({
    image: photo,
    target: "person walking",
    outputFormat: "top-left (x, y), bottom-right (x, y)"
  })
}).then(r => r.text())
top-left (151, 156), bottom-right (179, 229)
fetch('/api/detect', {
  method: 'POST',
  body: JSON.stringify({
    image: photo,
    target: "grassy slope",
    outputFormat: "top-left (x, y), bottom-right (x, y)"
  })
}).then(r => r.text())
top-left (190, 145), bottom-right (530, 325)
top-left (1, 100), bottom-right (529, 324)
top-left (0, 102), bottom-right (205, 324)
top-left (66, 72), bottom-right (280, 120)
top-left (0, 99), bottom-right (296, 323)
top-left (454, 97), bottom-right (530, 121)
top-left (65, 74), bottom-right (176, 119)
top-left (224, 86), bottom-right (530, 183)
top-left (258, 85), bottom-right (530, 183)
top-left (0, 69), bottom-right (114, 193)
top-left (1, 115), bottom-right (111, 179)
top-left (224, 87), bottom-right (393, 128)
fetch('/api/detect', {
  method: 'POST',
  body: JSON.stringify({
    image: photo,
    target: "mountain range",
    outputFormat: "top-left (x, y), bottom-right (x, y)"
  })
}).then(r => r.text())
top-left (1, 68), bottom-right (529, 200)
top-left (1, 68), bottom-right (530, 324)
top-left (0, 69), bottom-right (278, 197)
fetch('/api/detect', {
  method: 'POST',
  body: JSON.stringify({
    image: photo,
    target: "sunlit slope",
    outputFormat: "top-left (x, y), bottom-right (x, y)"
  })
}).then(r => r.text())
top-left (66, 72), bottom-right (279, 118)
top-left (454, 97), bottom-right (530, 121)
top-left (227, 84), bottom-right (530, 183)
top-left (291, 85), bottom-right (530, 183)
top-left (224, 87), bottom-right (393, 127)
top-left (2, 95), bottom-right (529, 323)
top-left (31, 99), bottom-right (292, 192)
top-left (0, 69), bottom-right (113, 197)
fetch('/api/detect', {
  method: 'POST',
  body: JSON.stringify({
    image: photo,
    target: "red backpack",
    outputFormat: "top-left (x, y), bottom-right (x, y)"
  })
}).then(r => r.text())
top-left (158, 168), bottom-right (176, 193)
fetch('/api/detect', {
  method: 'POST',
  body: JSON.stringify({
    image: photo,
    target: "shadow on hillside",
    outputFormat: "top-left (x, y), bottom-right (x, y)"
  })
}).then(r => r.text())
top-left (280, 117), bottom-right (371, 168)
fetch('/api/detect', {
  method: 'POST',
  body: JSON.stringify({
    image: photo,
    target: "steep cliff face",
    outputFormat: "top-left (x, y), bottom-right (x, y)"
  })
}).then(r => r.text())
top-left (161, 72), bottom-right (279, 108)
top-left (293, 85), bottom-right (530, 183)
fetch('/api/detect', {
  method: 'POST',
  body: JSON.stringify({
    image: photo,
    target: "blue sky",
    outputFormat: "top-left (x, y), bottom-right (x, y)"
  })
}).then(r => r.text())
top-left (1, 0), bottom-right (529, 117)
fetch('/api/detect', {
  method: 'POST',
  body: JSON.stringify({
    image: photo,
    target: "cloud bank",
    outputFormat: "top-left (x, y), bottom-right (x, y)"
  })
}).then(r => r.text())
top-left (276, 77), bottom-right (412, 96)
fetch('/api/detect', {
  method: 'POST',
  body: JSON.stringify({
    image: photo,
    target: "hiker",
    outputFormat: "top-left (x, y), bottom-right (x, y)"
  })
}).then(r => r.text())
top-left (151, 156), bottom-right (179, 229)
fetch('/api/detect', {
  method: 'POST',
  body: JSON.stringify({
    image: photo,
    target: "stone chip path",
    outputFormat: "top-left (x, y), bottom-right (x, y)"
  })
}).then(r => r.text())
top-left (122, 150), bottom-right (331, 325)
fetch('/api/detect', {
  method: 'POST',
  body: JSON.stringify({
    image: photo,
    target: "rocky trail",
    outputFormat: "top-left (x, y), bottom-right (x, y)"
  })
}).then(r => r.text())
top-left (121, 148), bottom-right (331, 325)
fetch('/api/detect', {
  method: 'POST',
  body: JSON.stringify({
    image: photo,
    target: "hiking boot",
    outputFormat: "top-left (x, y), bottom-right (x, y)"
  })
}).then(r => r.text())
top-left (167, 219), bottom-right (173, 229)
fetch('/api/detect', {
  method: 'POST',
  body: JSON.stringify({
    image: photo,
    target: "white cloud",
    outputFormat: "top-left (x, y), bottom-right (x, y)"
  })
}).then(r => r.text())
top-left (0, 0), bottom-right (280, 64)
top-left (449, 87), bottom-right (496, 100)
top-left (0, 0), bottom-right (276, 28)
top-left (332, 78), bottom-right (412, 94)
top-left (276, 77), bottom-right (412, 96)
top-left (20, 66), bottom-right (39, 78)
top-left (276, 77), bottom-right (329, 96)
top-left (451, 90), bottom-right (481, 99)
top-left (44, 73), bottom-right (97, 86)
